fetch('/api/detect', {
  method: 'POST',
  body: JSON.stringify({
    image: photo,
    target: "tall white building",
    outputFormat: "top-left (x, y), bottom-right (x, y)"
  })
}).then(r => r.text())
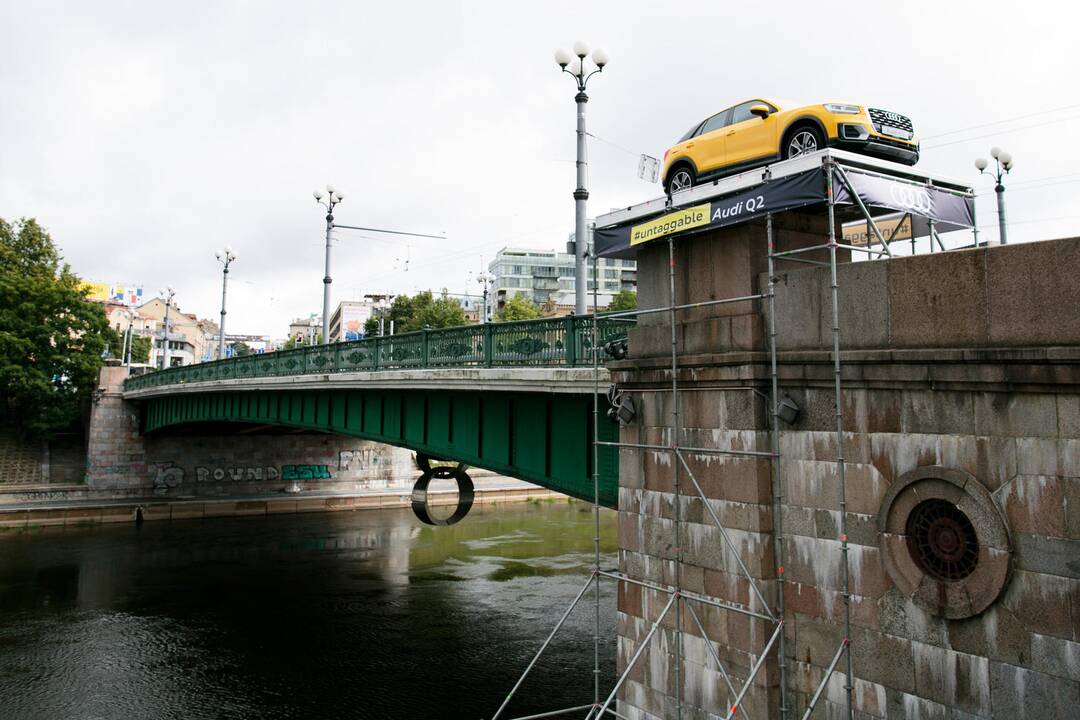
top-left (488, 225), bottom-right (636, 310)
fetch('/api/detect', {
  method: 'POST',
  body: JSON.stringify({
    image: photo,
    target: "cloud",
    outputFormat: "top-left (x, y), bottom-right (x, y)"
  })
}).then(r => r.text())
top-left (1, 0), bottom-right (1076, 335)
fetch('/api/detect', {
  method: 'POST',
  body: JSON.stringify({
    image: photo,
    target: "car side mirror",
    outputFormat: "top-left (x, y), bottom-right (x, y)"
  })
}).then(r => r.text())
top-left (750, 105), bottom-right (770, 119)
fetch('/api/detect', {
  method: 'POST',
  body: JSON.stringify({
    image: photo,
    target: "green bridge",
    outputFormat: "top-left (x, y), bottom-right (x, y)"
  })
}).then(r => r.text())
top-left (124, 316), bottom-right (633, 507)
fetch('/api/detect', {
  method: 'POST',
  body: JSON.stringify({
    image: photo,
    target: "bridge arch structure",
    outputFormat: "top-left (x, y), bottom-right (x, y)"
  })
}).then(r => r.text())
top-left (121, 317), bottom-right (631, 507)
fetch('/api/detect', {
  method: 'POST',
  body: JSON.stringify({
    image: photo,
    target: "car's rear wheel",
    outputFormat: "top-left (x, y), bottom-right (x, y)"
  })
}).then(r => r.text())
top-left (783, 126), bottom-right (824, 159)
top-left (666, 166), bottom-right (694, 195)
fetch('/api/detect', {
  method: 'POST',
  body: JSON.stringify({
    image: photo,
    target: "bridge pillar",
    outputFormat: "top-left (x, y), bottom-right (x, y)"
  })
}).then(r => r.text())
top-left (86, 365), bottom-right (148, 490)
top-left (611, 228), bottom-right (1080, 719)
top-left (611, 217), bottom-right (828, 719)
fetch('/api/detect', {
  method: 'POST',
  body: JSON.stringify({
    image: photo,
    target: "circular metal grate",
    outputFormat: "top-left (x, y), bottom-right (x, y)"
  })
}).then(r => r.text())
top-left (905, 499), bottom-right (980, 582)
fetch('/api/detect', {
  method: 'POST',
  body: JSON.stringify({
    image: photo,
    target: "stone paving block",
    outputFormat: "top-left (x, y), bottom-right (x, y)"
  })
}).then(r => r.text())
top-left (989, 661), bottom-right (1080, 719)
top-left (1000, 475), bottom-right (1066, 538)
top-left (1060, 439), bottom-right (1080, 479)
top-left (27, 509), bottom-right (67, 527)
top-left (878, 588), bottom-right (949, 646)
top-left (265, 499), bottom-right (298, 515)
top-left (901, 390), bottom-right (976, 436)
top-left (986, 236), bottom-right (1080, 346)
top-left (63, 506), bottom-right (103, 525)
top-left (98, 505), bottom-right (135, 523)
top-left (888, 248), bottom-right (988, 348)
top-left (1058, 395), bottom-right (1080, 439)
top-left (910, 640), bottom-right (990, 715)
top-left (973, 393), bottom-right (1058, 439)
top-left (170, 502), bottom-right (205, 519)
top-left (0, 510), bottom-right (28, 529)
top-left (203, 501), bottom-right (241, 517)
top-left (947, 605), bottom-right (1030, 667)
top-left (1030, 632), bottom-right (1080, 682)
top-left (1015, 437), bottom-right (1059, 476)
top-left (1002, 570), bottom-right (1074, 640)
top-left (1013, 533), bottom-right (1080, 579)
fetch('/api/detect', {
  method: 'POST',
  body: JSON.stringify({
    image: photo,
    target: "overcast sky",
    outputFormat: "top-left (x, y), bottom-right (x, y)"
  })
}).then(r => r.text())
top-left (3, 1), bottom-right (1077, 337)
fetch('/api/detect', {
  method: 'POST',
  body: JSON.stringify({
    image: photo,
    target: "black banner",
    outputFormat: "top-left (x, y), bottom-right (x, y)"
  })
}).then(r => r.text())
top-left (594, 168), bottom-right (826, 258)
top-left (834, 168), bottom-right (975, 230)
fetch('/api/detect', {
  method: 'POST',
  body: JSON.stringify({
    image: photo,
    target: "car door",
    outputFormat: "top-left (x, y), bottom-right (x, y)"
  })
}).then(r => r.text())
top-left (724, 100), bottom-right (779, 166)
top-left (690, 108), bottom-right (731, 174)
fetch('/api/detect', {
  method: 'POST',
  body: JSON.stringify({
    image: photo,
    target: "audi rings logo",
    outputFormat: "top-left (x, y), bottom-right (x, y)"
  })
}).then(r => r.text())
top-left (884, 110), bottom-right (902, 122)
top-left (889, 184), bottom-right (933, 215)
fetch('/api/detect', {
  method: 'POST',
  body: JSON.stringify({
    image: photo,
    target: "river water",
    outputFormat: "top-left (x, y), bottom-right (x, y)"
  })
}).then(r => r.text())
top-left (0, 500), bottom-right (618, 719)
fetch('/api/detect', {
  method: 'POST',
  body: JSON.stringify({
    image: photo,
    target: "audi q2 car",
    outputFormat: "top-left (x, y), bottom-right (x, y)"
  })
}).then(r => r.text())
top-left (662, 99), bottom-right (919, 194)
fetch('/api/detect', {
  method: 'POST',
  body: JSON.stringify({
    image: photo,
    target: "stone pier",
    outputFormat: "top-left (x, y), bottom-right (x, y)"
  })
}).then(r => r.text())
top-left (612, 226), bottom-right (1080, 719)
top-left (86, 364), bottom-right (417, 496)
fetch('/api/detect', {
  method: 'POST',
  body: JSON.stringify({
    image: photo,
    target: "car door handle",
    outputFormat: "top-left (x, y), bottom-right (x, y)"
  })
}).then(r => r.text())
top-left (726, 130), bottom-right (736, 135)
top-left (686, 142), bottom-right (695, 148)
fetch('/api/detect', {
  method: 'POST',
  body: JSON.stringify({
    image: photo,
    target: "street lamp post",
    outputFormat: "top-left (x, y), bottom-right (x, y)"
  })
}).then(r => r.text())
top-left (313, 185), bottom-right (345, 344)
top-left (159, 286), bottom-right (175, 369)
top-left (476, 271), bottom-right (494, 323)
top-left (215, 246), bottom-right (237, 360)
top-left (975, 147), bottom-right (1014, 245)
top-left (554, 41), bottom-right (609, 316)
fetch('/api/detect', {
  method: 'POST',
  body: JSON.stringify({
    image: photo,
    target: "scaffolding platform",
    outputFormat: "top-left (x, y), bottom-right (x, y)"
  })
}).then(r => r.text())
top-left (594, 149), bottom-right (976, 259)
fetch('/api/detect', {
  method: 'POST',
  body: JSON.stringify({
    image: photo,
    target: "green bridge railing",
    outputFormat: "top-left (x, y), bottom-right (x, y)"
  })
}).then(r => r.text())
top-left (124, 315), bottom-right (634, 392)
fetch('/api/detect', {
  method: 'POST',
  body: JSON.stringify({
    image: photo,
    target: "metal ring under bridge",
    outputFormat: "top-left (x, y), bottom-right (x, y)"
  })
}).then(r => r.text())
top-left (410, 455), bottom-right (475, 526)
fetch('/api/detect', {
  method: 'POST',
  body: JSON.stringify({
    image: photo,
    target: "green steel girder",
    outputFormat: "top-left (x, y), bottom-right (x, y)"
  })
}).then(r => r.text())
top-left (141, 388), bottom-right (619, 508)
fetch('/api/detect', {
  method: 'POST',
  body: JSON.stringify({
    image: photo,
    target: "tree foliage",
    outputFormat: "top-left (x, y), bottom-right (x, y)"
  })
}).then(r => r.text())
top-left (608, 290), bottom-right (637, 312)
top-left (362, 291), bottom-right (467, 336)
top-left (129, 335), bottom-right (152, 364)
top-left (0, 218), bottom-right (111, 438)
top-left (496, 294), bottom-right (543, 322)
top-left (230, 341), bottom-right (252, 357)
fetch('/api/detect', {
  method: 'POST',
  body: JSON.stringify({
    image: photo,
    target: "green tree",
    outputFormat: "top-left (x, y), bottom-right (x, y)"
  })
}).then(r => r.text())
top-left (608, 290), bottom-right (637, 312)
top-left (0, 218), bottom-right (112, 438)
top-left (129, 335), bottom-right (152, 364)
top-left (229, 341), bottom-right (252, 357)
top-left (496, 294), bottom-right (542, 322)
top-left (362, 291), bottom-right (467, 335)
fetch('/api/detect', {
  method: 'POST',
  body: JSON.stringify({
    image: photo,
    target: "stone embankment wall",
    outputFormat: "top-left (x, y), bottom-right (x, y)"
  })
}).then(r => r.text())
top-left (613, 230), bottom-right (1080, 719)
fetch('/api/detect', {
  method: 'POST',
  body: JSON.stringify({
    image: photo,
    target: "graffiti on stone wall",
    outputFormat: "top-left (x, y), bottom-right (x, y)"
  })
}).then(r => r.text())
top-left (338, 448), bottom-right (389, 472)
top-left (282, 465), bottom-right (331, 481)
top-left (195, 466), bottom-right (281, 483)
top-left (154, 463), bottom-right (184, 490)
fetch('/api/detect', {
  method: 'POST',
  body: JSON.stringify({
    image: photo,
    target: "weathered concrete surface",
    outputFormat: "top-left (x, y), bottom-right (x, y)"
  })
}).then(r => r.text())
top-left (764, 235), bottom-right (1080, 351)
top-left (122, 365), bottom-right (607, 400)
top-left (613, 232), bottom-right (1080, 719)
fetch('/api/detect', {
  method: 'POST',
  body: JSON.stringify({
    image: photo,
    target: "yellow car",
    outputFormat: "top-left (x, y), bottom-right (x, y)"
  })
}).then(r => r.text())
top-left (661, 99), bottom-right (919, 194)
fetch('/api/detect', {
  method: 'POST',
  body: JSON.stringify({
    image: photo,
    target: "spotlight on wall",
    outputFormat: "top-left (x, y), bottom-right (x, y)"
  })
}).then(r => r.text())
top-left (606, 385), bottom-right (637, 425)
top-left (604, 338), bottom-right (629, 360)
top-left (777, 395), bottom-right (801, 425)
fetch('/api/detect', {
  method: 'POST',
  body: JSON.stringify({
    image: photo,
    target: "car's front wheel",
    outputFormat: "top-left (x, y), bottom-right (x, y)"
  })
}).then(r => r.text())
top-left (783, 127), bottom-right (824, 159)
top-left (666, 167), bottom-right (695, 195)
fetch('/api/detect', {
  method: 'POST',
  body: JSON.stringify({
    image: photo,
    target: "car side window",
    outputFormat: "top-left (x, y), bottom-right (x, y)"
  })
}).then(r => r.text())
top-left (729, 101), bottom-right (762, 125)
top-left (698, 109), bottom-right (731, 136)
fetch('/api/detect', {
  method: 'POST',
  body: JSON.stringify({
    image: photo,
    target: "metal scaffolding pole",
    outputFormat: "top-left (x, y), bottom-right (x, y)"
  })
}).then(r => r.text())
top-left (825, 160), bottom-right (856, 720)
top-left (667, 236), bottom-right (684, 720)
top-left (592, 246), bottom-right (602, 710)
top-left (766, 213), bottom-right (790, 720)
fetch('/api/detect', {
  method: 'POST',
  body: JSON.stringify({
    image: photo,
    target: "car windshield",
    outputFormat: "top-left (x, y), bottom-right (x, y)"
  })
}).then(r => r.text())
top-left (677, 123), bottom-right (701, 143)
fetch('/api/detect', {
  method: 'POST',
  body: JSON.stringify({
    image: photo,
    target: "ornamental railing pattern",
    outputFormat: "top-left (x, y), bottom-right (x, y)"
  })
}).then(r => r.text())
top-left (124, 315), bottom-right (635, 391)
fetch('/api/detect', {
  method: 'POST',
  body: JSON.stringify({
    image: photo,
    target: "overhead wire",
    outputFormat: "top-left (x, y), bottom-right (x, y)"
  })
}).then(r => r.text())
top-left (919, 102), bottom-right (1080, 140)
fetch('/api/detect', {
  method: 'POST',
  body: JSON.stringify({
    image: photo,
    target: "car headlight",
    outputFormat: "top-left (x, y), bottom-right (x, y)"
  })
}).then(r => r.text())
top-left (823, 103), bottom-right (861, 115)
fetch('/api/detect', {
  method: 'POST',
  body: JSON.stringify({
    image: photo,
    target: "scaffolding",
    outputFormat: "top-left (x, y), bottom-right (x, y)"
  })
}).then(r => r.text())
top-left (489, 150), bottom-right (977, 720)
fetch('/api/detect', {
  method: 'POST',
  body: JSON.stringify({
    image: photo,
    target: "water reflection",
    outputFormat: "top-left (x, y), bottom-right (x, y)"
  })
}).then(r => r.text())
top-left (0, 500), bottom-right (617, 719)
